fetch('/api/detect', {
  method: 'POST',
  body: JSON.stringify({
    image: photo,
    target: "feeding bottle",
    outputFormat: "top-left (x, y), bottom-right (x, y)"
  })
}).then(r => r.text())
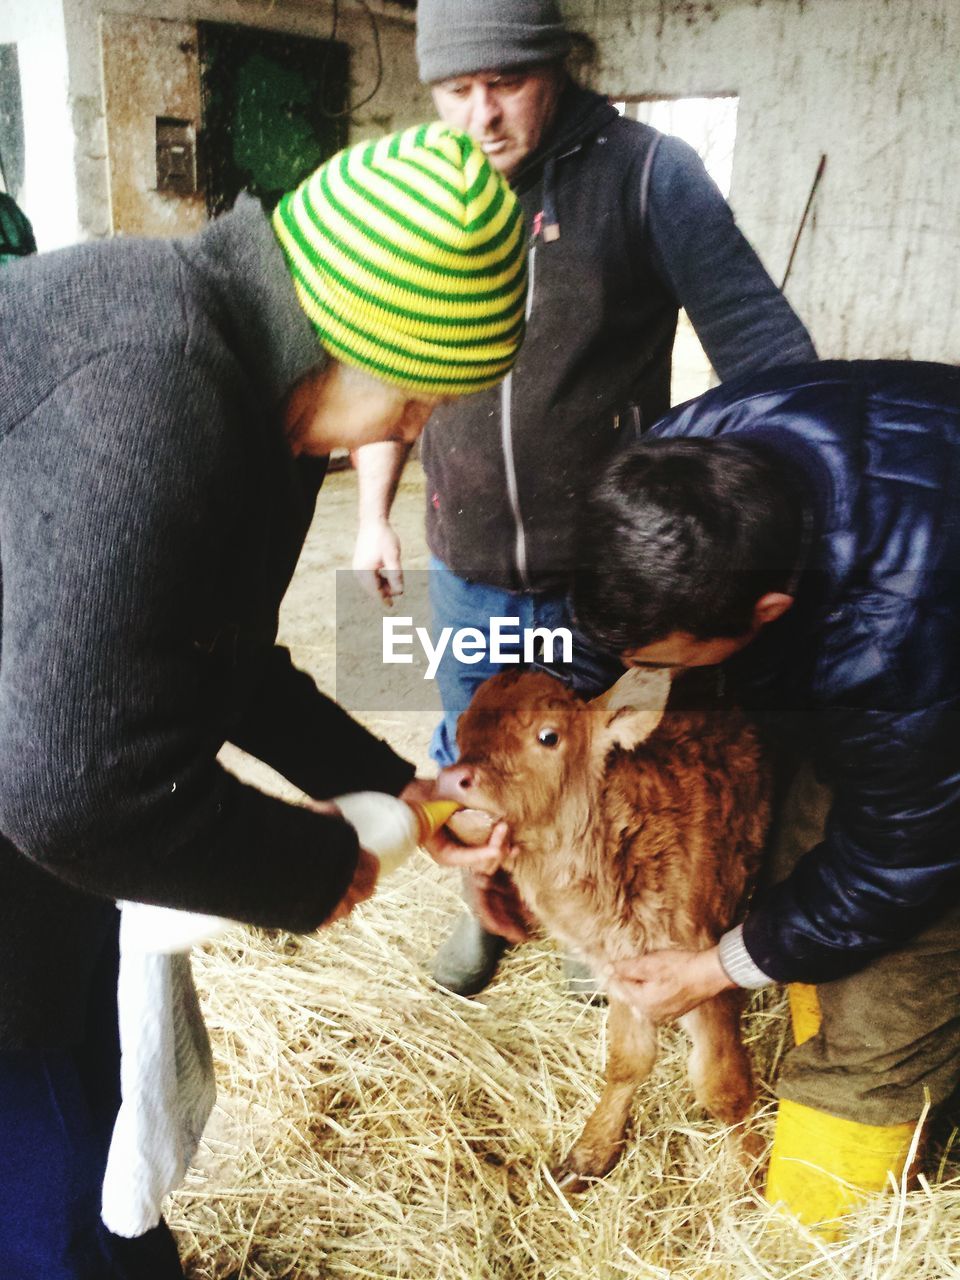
top-left (333, 791), bottom-right (461, 875)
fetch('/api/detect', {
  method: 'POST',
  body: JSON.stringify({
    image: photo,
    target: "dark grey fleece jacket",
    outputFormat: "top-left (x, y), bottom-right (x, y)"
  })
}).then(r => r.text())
top-left (0, 197), bottom-right (415, 1050)
top-left (422, 85), bottom-right (817, 593)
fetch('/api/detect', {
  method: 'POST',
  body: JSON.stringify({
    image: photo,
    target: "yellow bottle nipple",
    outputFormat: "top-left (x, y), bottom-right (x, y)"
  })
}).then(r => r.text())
top-left (408, 799), bottom-right (462, 844)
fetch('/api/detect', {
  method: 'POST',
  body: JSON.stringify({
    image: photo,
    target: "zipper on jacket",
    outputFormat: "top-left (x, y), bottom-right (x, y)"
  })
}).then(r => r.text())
top-left (501, 241), bottom-right (538, 592)
top-left (499, 130), bottom-right (587, 591)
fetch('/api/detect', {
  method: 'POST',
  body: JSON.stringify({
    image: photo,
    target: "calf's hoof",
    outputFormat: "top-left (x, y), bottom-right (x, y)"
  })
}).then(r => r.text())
top-left (554, 1139), bottom-right (625, 1193)
top-left (725, 1124), bottom-right (767, 1178)
top-left (562, 954), bottom-right (607, 1005)
top-left (553, 1165), bottom-right (596, 1195)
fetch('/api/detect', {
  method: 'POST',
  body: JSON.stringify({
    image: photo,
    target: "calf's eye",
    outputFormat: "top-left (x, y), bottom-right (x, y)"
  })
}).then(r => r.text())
top-left (537, 728), bottom-right (560, 748)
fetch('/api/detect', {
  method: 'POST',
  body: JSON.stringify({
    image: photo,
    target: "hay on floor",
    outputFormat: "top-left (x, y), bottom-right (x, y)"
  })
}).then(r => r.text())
top-left (167, 853), bottom-right (960, 1280)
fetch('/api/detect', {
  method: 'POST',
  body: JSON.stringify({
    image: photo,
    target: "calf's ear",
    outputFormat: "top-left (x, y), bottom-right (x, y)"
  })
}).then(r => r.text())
top-left (591, 668), bottom-right (671, 752)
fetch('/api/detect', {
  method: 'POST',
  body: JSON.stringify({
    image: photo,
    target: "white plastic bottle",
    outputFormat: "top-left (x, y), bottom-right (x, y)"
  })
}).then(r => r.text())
top-left (333, 792), bottom-right (461, 876)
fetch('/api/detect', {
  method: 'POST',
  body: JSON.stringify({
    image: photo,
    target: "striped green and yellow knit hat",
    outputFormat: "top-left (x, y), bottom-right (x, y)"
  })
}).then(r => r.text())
top-left (272, 122), bottom-right (528, 396)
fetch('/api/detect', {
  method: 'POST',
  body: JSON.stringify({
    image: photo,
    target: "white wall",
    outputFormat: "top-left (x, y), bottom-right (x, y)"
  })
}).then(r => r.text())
top-left (1, 0), bottom-right (80, 251)
top-left (563, 0), bottom-right (960, 363)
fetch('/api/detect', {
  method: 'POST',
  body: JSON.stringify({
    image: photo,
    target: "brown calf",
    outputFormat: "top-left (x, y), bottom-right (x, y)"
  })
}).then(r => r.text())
top-left (440, 668), bottom-right (771, 1188)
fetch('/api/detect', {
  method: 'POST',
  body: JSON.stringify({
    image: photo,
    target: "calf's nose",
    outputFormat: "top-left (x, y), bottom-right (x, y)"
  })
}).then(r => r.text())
top-left (436, 763), bottom-right (476, 799)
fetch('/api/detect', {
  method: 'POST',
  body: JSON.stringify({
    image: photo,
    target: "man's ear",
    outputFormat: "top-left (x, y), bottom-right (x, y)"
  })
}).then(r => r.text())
top-left (753, 592), bottom-right (794, 629)
top-left (591, 668), bottom-right (671, 753)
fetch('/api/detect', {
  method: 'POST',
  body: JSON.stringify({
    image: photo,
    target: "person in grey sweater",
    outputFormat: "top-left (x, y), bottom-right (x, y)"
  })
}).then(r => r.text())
top-left (0, 122), bottom-right (526, 1280)
top-left (353, 0), bottom-right (818, 997)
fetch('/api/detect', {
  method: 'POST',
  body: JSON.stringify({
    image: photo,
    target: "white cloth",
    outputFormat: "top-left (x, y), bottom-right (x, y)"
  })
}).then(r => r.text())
top-left (100, 905), bottom-right (219, 1237)
top-left (99, 793), bottom-right (415, 1236)
top-left (110, 900), bottom-right (232, 954)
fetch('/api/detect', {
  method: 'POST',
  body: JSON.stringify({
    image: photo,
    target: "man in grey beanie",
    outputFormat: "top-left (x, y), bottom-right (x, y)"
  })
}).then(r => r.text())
top-left (416, 0), bottom-right (572, 83)
top-left (354, 0), bottom-right (818, 995)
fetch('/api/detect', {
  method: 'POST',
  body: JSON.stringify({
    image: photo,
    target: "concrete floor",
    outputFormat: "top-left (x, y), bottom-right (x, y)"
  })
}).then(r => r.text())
top-left (274, 459), bottom-right (439, 782)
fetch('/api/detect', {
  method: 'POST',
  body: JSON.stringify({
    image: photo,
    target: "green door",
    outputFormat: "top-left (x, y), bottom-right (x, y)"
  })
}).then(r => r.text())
top-left (198, 22), bottom-right (349, 216)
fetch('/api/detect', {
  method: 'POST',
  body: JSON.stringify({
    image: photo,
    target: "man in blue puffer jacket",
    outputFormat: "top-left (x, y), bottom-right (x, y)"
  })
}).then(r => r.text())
top-left (572, 359), bottom-right (960, 1232)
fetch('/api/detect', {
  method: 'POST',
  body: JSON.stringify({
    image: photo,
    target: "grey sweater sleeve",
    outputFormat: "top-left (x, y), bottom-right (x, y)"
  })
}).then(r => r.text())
top-left (229, 643), bottom-right (416, 802)
top-left (0, 343), bottom-right (408, 934)
top-left (645, 134), bottom-right (817, 380)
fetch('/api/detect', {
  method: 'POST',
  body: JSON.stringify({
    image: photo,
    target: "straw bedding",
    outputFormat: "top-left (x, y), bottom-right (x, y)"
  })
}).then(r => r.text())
top-left (168, 850), bottom-right (959, 1279)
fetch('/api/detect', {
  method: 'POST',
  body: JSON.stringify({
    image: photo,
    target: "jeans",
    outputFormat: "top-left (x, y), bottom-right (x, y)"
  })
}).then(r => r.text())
top-left (427, 556), bottom-right (624, 768)
top-left (0, 920), bottom-right (184, 1280)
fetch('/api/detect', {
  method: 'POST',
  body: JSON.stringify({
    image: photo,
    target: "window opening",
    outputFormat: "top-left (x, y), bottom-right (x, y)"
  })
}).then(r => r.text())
top-left (615, 95), bottom-right (740, 404)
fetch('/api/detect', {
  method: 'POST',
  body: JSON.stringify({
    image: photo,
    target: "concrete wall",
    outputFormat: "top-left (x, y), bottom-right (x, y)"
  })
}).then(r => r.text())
top-left (3, 0), bottom-right (426, 248)
top-left (8, 0), bottom-right (957, 362)
top-left (76, 0), bottom-right (427, 243)
top-left (563, 0), bottom-right (960, 362)
top-left (100, 14), bottom-right (206, 237)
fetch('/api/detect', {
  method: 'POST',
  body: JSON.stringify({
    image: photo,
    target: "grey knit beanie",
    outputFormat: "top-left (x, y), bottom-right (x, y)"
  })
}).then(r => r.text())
top-left (417, 0), bottom-right (572, 84)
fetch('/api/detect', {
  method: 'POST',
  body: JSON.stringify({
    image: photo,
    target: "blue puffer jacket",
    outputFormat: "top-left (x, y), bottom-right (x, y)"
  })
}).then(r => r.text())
top-left (651, 360), bottom-right (960, 984)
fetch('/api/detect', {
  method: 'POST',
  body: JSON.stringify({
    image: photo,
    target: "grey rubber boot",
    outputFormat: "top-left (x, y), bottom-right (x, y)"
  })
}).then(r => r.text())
top-left (562, 953), bottom-right (606, 1003)
top-left (432, 911), bottom-right (508, 996)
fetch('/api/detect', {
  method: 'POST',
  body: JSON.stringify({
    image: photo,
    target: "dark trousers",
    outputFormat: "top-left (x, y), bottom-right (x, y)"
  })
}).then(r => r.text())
top-left (772, 763), bottom-right (960, 1126)
top-left (0, 919), bottom-right (184, 1279)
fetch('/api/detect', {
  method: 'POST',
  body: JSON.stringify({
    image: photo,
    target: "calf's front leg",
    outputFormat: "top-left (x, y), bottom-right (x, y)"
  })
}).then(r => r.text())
top-left (680, 989), bottom-right (755, 1124)
top-left (680, 989), bottom-right (760, 1165)
top-left (556, 997), bottom-right (657, 1191)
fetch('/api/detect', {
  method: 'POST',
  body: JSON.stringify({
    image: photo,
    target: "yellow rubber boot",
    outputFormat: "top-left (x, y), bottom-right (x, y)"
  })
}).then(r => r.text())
top-left (788, 982), bottom-right (822, 1046)
top-left (768, 986), bottom-right (917, 1238)
top-left (765, 1098), bottom-right (916, 1239)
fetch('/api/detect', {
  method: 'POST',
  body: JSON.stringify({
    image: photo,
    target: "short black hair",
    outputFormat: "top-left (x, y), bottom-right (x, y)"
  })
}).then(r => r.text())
top-left (573, 438), bottom-right (806, 651)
